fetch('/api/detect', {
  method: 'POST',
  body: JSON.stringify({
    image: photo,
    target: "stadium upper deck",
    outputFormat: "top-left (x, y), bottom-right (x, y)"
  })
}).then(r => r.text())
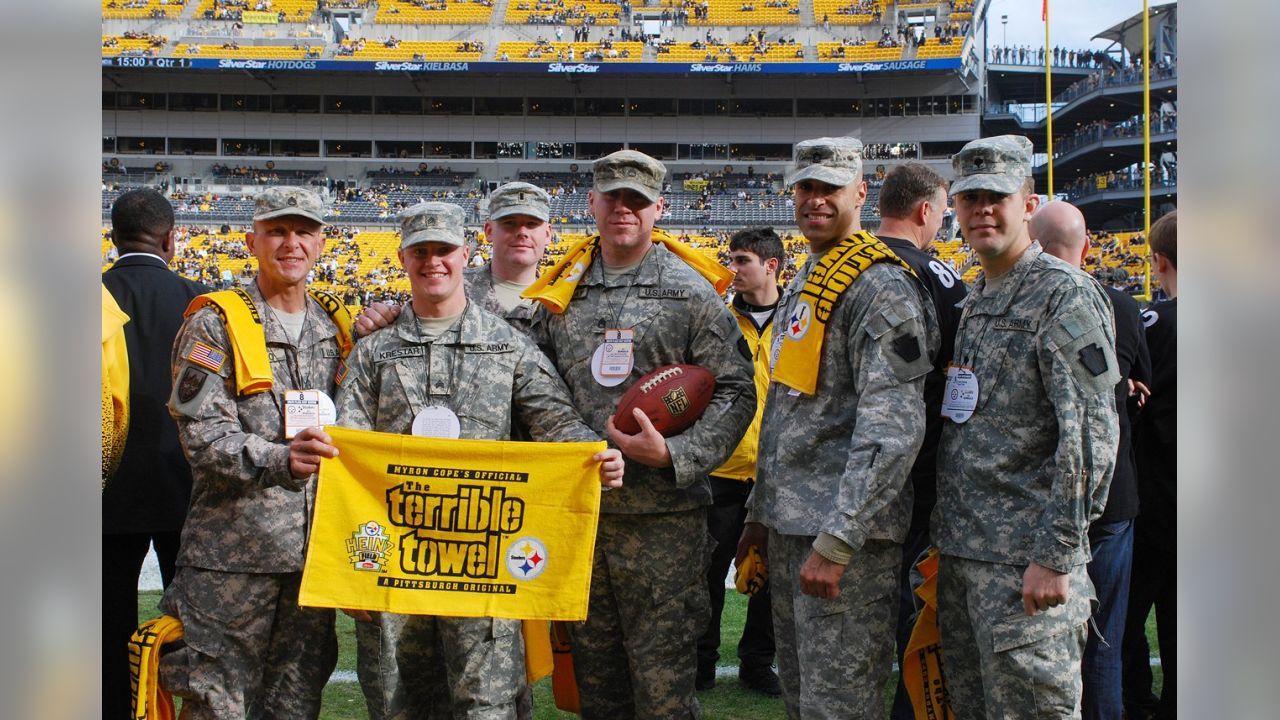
top-left (101, 0), bottom-right (979, 67)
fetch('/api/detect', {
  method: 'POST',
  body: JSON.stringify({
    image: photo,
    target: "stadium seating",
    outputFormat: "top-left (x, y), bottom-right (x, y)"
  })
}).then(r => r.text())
top-left (504, 0), bottom-right (621, 26)
top-left (376, 0), bottom-right (494, 24)
top-left (102, 0), bottom-right (185, 21)
top-left (815, 41), bottom-right (903, 61)
top-left (194, 0), bottom-right (318, 22)
top-left (335, 39), bottom-right (484, 61)
top-left (173, 43), bottom-right (318, 58)
top-left (916, 37), bottom-right (963, 59)
top-left (655, 41), bottom-right (804, 62)
top-left (810, 0), bottom-right (883, 26)
top-left (660, 0), bottom-right (801, 26)
top-left (497, 41), bottom-right (641, 62)
top-left (101, 34), bottom-right (168, 57)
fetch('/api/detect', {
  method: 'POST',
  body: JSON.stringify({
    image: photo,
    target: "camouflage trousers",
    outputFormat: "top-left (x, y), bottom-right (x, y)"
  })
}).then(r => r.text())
top-left (158, 566), bottom-right (337, 719)
top-left (354, 611), bottom-right (526, 720)
top-left (568, 510), bottom-right (709, 720)
top-left (937, 554), bottom-right (1093, 720)
top-left (354, 612), bottom-right (409, 720)
top-left (768, 530), bottom-right (899, 720)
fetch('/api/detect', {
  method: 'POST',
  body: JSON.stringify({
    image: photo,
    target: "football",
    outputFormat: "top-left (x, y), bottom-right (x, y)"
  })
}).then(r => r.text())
top-left (613, 364), bottom-right (717, 437)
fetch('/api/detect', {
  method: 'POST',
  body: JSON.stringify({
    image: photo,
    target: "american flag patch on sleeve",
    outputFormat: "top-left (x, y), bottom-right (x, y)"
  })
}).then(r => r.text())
top-left (187, 342), bottom-right (227, 373)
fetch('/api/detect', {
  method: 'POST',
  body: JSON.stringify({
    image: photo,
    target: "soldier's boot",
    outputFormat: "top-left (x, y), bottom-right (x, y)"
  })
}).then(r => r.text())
top-left (738, 664), bottom-right (781, 697)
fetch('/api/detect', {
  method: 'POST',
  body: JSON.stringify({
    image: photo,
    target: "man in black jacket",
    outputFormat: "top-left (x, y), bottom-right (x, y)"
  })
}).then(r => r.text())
top-left (1033, 199), bottom-right (1151, 720)
top-left (101, 188), bottom-right (209, 718)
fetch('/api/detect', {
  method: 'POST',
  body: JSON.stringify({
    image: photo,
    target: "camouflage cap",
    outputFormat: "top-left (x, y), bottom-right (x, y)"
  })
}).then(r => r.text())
top-left (786, 137), bottom-right (864, 188)
top-left (252, 186), bottom-right (326, 224)
top-left (398, 201), bottom-right (466, 249)
top-left (592, 149), bottom-right (666, 204)
top-left (949, 135), bottom-right (1034, 196)
top-left (487, 181), bottom-right (551, 222)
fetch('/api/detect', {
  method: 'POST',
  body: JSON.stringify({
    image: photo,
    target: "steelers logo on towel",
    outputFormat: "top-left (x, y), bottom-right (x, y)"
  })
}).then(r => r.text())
top-left (507, 536), bottom-right (549, 581)
top-left (785, 300), bottom-right (812, 341)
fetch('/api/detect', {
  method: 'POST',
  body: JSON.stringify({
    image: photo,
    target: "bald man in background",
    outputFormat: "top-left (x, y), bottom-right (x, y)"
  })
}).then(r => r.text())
top-left (1032, 200), bottom-right (1150, 720)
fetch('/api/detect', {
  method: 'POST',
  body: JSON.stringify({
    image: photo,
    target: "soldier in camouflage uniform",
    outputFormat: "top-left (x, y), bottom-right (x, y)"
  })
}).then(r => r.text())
top-left (529, 150), bottom-right (757, 719)
top-left (935, 135), bottom-right (1120, 719)
top-left (314, 201), bottom-right (624, 719)
top-left (740, 138), bottom-right (938, 720)
top-left (464, 181), bottom-right (556, 336)
top-left (355, 182), bottom-right (555, 343)
top-left (159, 187), bottom-right (340, 718)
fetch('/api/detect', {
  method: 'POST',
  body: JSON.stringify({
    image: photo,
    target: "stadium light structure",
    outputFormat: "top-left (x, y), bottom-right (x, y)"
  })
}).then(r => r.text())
top-left (1001, 15), bottom-right (1008, 47)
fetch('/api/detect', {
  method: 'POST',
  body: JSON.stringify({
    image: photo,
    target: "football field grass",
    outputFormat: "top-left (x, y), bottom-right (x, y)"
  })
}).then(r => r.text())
top-left (138, 589), bottom-right (1162, 718)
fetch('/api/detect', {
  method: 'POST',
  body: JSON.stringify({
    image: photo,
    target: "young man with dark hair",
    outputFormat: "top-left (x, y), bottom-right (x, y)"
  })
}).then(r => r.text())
top-left (529, 149), bottom-right (757, 719)
top-left (696, 227), bottom-right (784, 696)
top-left (937, 136), bottom-right (1119, 717)
top-left (742, 138), bottom-right (938, 718)
top-left (310, 201), bottom-right (623, 719)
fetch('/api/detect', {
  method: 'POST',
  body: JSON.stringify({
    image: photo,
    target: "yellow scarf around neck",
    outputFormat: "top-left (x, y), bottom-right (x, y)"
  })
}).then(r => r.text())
top-left (184, 288), bottom-right (353, 396)
top-left (772, 231), bottom-right (914, 395)
top-left (523, 229), bottom-right (733, 314)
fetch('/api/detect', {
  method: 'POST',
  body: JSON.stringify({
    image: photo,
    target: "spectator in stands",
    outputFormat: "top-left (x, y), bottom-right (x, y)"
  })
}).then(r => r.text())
top-left (1033, 200), bottom-right (1152, 720)
top-left (696, 227), bottom-right (784, 698)
top-left (1124, 210), bottom-right (1177, 720)
top-left (740, 138), bottom-right (937, 718)
top-left (103, 189), bottom-right (211, 720)
top-left (873, 164), bottom-right (970, 720)
top-left (157, 187), bottom-right (343, 717)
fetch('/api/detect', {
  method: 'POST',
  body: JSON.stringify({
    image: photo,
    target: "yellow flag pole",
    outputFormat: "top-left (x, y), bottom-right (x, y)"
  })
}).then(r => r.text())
top-left (1141, 0), bottom-right (1152, 300)
top-left (1044, 0), bottom-right (1054, 197)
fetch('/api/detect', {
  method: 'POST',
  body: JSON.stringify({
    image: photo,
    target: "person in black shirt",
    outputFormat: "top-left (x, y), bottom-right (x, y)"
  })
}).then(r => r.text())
top-left (1033, 200), bottom-right (1152, 720)
top-left (876, 163), bottom-right (970, 720)
top-left (1124, 210), bottom-right (1178, 720)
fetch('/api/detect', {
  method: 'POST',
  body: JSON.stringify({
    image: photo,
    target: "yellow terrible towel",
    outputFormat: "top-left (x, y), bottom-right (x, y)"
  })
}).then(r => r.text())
top-left (734, 544), bottom-right (769, 596)
top-left (129, 615), bottom-right (184, 720)
top-left (522, 620), bottom-right (554, 684)
top-left (772, 232), bottom-right (913, 396)
top-left (902, 548), bottom-right (953, 719)
top-left (184, 289), bottom-right (272, 396)
top-left (523, 229), bottom-right (733, 313)
top-left (184, 288), bottom-right (354, 396)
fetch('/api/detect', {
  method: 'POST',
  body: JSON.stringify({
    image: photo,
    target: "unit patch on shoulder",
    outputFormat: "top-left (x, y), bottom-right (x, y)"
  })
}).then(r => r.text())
top-left (891, 333), bottom-right (922, 363)
top-left (1077, 343), bottom-right (1109, 377)
top-left (177, 366), bottom-right (207, 403)
top-left (172, 364), bottom-right (218, 418)
top-left (185, 341), bottom-right (226, 373)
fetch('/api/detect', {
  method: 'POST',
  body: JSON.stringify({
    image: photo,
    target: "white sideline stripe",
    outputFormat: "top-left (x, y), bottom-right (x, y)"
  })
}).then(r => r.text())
top-left (326, 658), bottom-right (1161, 684)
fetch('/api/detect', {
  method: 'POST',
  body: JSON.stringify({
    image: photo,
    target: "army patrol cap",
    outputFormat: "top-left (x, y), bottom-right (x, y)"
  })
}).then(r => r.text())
top-left (252, 186), bottom-right (326, 224)
top-left (949, 135), bottom-right (1034, 196)
top-left (398, 201), bottom-right (466, 249)
top-left (592, 149), bottom-right (666, 204)
top-left (786, 137), bottom-right (864, 188)
top-left (487, 181), bottom-right (551, 222)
